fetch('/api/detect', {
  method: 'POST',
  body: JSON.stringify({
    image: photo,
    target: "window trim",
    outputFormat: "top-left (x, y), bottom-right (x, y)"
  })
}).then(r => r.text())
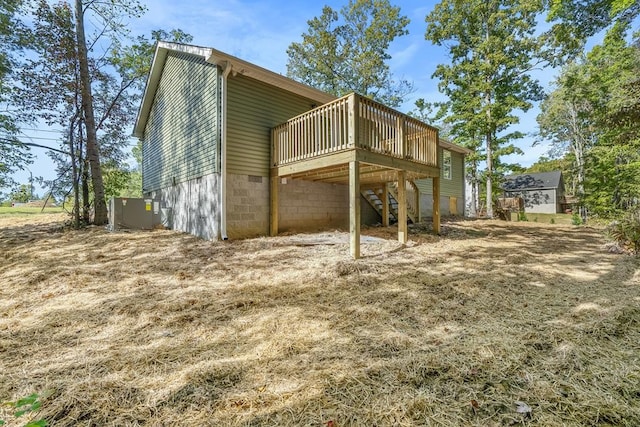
top-left (443, 149), bottom-right (452, 180)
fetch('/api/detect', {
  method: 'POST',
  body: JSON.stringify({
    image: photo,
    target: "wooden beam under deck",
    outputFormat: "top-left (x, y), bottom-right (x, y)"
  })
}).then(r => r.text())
top-left (272, 148), bottom-right (439, 185)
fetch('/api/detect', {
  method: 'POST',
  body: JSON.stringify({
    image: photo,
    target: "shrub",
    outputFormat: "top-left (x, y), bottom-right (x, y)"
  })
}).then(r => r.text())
top-left (518, 212), bottom-right (528, 221)
top-left (572, 213), bottom-right (583, 226)
top-left (0, 393), bottom-right (48, 427)
top-left (550, 218), bottom-right (556, 224)
top-left (607, 209), bottom-right (640, 256)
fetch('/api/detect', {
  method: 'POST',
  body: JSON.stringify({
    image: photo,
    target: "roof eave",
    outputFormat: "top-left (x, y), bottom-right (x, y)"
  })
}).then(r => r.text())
top-left (438, 138), bottom-right (473, 155)
top-left (205, 48), bottom-right (336, 105)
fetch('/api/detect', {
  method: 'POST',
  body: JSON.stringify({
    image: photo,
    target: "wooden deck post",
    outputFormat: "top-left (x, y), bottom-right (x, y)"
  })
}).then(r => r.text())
top-left (414, 181), bottom-right (421, 223)
top-left (398, 171), bottom-right (408, 244)
top-left (350, 160), bottom-right (361, 259)
top-left (382, 184), bottom-right (389, 227)
top-left (270, 174), bottom-right (279, 236)
top-left (348, 93), bottom-right (359, 148)
top-left (433, 176), bottom-right (440, 234)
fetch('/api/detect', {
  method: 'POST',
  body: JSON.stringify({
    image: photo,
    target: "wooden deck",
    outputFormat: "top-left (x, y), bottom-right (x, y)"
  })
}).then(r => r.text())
top-left (270, 93), bottom-right (441, 258)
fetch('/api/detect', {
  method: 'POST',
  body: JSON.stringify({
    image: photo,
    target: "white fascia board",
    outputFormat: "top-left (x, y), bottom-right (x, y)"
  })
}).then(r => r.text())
top-left (439, 138), bottom-right (474, 155)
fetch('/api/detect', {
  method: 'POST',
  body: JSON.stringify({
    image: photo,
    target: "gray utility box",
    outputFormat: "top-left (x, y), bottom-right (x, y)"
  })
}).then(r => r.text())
top-left (108, 197), bottom-right (162, 231)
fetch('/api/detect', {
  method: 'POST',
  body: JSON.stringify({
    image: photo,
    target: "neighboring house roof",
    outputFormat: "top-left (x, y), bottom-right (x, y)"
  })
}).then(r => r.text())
top-left (501, 171), bottom-right (563, 191)
top-left (133, 42), bottom-right (337, 138)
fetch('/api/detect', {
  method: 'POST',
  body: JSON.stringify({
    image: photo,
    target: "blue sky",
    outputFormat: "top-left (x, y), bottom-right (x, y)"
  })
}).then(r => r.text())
top-left (15, 0), bottom-right (555, 195)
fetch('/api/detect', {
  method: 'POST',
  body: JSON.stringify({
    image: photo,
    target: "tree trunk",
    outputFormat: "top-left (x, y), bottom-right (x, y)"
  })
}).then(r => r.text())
top-left (485, 96), bottom-right (493, 218)
top-left (568, 103), bottom-right (588, 222)
top-left (74, 0), bottom-right (108, 225)
top-left (68, 121), bottom-right (80, 229)
top-left (82, 159), bottom-right (90, 223)
top-left (469, 161), bottom-right (478, 218)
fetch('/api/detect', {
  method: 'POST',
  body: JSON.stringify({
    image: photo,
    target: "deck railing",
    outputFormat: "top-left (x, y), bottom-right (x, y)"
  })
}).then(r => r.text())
top-left (272, 93), bottom-right (438, 168)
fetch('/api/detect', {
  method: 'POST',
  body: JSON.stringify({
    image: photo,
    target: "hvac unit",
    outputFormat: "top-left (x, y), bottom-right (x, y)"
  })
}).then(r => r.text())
top-left (108, 197), bottom-right (162, 231)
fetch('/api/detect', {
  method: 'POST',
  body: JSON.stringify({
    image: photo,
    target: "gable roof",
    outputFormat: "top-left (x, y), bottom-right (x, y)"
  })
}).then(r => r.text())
top-left (133, 42), bottom-right (337, 138)
top-left (501, 171), bottom-right (563, 191)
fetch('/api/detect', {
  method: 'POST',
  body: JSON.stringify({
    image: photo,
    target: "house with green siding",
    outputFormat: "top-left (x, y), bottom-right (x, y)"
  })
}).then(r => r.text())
top-left (415, 139), bottom-right (471, 217)
top-left (134, 42), bottom-right (470, 252)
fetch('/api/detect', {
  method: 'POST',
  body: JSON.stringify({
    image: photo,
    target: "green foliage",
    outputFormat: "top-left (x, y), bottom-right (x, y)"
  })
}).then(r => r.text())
top-left (572, 212), bottom-right (582, 226)
top-left (13, 0), bottom-right (191, 222)
top-left (0, 392), bottom-right (48, 427)
top-left (544, 0), bottom-right (640, 60)
top-left (9, 183), bottom-right (33, 202)
top-left (102, 159), bottom-right (141, 200)
top-left (538, 22), bottom-right (640, 218)
top-left (518, 212), bottom-right (528, 222)
top-left (0, 0), bottom-right (32, 194)
top-left (425, 0), bottom-right (545, 217)
top-left (607, 209), bottom-right (640, 255)
top-left (550, 217), bottom-right (555, 224)
top-left (286, 0), bottom-right (412, 107)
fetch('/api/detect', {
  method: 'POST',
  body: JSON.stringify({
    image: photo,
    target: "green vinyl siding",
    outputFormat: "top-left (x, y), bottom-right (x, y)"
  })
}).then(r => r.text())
top-left (142, 51), bottom-right (219, 192)
top-left (416, 148), bottom-right (465, 197)
top-left (227, 74), bottom-right (319, 177)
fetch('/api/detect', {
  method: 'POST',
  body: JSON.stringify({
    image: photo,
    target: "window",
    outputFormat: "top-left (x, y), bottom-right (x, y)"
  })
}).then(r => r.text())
top-left (443, 149), bottom-right (452, 180)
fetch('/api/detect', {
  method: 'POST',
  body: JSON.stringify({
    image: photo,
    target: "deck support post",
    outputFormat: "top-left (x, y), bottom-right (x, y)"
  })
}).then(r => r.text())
top-left (381, 184), bottom-right (389, 227)
top-left (398, 171), bottom-right (408, 244)
top-left (414, 181), bottom-right (421, 223)
top-left (433, 176), bottom-right (440, 234)
top-left (270, 174), bottom-right (279, 236)
top-left (349, 160), bottom-right (361, 259)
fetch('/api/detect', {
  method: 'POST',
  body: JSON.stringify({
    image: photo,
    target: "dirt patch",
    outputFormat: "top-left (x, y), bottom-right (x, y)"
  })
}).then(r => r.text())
top-left (1, 214), bottom-right (639, 426)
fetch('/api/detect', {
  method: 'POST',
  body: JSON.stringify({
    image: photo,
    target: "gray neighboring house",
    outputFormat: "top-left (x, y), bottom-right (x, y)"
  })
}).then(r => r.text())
top-left (501, 171), bottom-right (565, 214)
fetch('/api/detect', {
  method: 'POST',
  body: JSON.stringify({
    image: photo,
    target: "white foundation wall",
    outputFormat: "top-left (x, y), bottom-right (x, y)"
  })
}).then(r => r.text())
top-left (148, 173), bottom-right (220, 240)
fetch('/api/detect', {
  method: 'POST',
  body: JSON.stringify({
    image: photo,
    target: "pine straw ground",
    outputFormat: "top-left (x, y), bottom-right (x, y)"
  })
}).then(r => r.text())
top-left (1, 213), bottom-right (639, 427)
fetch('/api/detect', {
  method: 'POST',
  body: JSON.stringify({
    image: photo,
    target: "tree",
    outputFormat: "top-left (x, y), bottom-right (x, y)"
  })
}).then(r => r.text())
top-left (580, 24), bottom-right (640, 217)
top-left (9, 183), bottom-right (32, 202)
top-left (0, 0), bottom-right (32, 194)
top-left (286, 0), bottom-right (412, 107)
top-left (537, 22), bottom-right (640, 218)
top-left (74, 0), bottom-right (107, 224)
top-left (15, 0), bottom-right (190, 226)
top-left (544, 0), bottom-right (640, 60)
top-left (425, 0), bottom-right (544, 217)
top-left (537, 61), bottom-right (595, 219)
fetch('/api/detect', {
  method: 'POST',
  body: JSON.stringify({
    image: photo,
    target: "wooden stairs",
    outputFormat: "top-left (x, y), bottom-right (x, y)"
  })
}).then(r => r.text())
top-left (361, 181), bottom-right (421, 224)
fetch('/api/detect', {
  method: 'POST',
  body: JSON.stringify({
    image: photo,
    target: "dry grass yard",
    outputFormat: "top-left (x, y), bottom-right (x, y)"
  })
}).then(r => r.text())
top-left (1, 213), bottom-right (639, 426)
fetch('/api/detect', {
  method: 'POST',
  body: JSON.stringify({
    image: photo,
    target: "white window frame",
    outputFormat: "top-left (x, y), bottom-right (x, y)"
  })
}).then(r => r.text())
top-left (443, 149), bottom-right (452, 180)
